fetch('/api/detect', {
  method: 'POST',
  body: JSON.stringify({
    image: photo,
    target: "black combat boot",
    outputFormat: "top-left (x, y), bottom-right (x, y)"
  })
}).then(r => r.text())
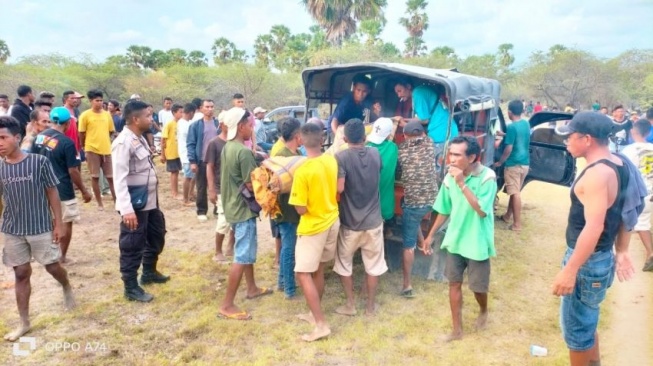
top-left (123, 277), bottom-right (154, 302)
top-left (140, 263), bottom-right (170, 285)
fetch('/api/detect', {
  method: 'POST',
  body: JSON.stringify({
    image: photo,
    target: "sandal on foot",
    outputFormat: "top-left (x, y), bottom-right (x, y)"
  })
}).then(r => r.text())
top-left (246, 287), bottom-right (273, 300)
top-left (400, 288), bottom-right (415, 298)
top-left (217, 311), bottom-right (252, 320)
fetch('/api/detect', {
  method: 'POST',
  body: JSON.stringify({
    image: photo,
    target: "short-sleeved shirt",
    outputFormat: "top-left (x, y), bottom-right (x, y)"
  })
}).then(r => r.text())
top-left (330, 92), bottom-right (373, 126)
top-left (622, 142), bottom-right (653, 194)
top-left (177, 118), bottom-right (191, 164)
top-left (158, 109), bottom-right (174, 126)
top-left (275, 147), bottom-right (301, 224)
top-left (0, 154), bottom-right (59, 236)
top-left (205, 136), bottom-right (227, 194)
top-left (78, 109), bottom-right (115, 155)
top-left (270, 138), bottom-right (285, 157)
top-left (31, 129), bottom-right (80, 201)
top-left (433, 164), bottom-right (497, 261)
top-left (397, 136), bottom-right (438, 207)
top-left (503, 119), bottom-right (531, 167)
top-left (162, 120), bottom-right (179, 159)
top-left (254, 119), bottom-right (267, 144)
top-left (220, 140), bottom-right (258, 224)
top-left (412, 86), bottom-right (458, 143)
top-left (367, 140), bottom-right (398, 220)
top-left (336, 147), bottom-right (383, 230)
top-left (64, 106), bottom-right (81, 154)
top-left (289, 154), bottom-right (339, 236)
top-left (202, 120), bottom-right (218, 162)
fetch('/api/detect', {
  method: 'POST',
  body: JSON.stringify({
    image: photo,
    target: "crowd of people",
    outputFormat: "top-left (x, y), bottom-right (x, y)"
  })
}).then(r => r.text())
top-left (0, 80), bottom-right (651, 366)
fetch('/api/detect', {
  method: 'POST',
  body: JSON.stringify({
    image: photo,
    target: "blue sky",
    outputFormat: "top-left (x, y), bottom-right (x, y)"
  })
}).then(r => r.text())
top-left (2, 0), bottom-right (651, 65)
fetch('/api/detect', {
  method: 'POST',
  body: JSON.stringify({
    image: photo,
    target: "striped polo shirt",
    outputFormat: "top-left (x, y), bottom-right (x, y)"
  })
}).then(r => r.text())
top-left (0, 154), bottom-right (59, 236)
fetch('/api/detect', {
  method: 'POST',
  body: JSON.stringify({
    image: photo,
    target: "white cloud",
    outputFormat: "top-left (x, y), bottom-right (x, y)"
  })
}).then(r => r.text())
top-left (107, 30), bottom-right (143, 43)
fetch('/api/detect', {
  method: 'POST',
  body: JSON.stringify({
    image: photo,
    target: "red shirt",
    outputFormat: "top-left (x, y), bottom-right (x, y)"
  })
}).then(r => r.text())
top-left (534, 104), bottom-right (543, 113)
top-left (64, 106), bottom-right (81, 155)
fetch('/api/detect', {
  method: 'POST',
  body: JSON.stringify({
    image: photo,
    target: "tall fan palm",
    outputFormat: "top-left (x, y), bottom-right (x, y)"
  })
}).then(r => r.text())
top-left (399, 0), bottom-right (429, 57)
top-left (302, 0), bottom-right (386, 46)
top-left (0, 40), bottom-right (10, 63)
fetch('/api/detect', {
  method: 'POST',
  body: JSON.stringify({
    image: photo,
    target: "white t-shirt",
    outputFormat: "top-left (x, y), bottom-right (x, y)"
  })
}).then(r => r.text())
top-left (158, 109), bottom-right (174, 126)
top-left (192, 112), bottom-right (203, 122)
top-left (622, 142), bottom-right (653, 194)
top-left (177, 118), bottom-right (191, 164)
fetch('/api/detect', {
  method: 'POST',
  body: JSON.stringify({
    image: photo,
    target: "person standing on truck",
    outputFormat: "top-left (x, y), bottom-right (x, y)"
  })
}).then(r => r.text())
top-left (393, 80), bottom-right (458, 162)
top-left (494, 100), bottom-right (530, 231)
top-left (329, 74), bottom-right (373, 135)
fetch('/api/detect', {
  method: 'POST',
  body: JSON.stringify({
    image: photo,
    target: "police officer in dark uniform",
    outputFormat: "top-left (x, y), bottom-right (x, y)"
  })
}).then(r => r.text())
top-left (111, 101), bottom-right (169, 302)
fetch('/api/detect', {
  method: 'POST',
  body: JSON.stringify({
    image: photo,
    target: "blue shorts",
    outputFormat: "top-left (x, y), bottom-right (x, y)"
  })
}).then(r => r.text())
top-left (233, 218), bottom-right (258, 264)
top-left (560, 247), bottom-right (614, 351)
top-left (401, 204), bottom-right (432, 249)
top-left (182, 163), bottom-right (195, 179)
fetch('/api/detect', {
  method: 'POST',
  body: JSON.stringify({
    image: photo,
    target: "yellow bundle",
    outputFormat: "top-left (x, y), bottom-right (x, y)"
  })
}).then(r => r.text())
top-left (251, 155), bottom-right (308, 218)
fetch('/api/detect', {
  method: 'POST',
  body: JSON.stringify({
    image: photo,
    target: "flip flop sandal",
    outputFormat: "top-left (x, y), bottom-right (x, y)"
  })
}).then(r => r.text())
top-left (246, 287), bottom-right (274, 300)
top-left (217, 311), bottom-right (252, 320)
top-left (400, 288), bottom-right (415, 298)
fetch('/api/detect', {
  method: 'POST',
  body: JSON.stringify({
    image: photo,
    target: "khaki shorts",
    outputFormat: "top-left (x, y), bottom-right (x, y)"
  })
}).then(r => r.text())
top-left (334, 224), bottom-right (388, 277)
top-left (62, 199), bottom-right (81, 223)
top-left (504, 165), bottom-right (529, 195)
top-left (294, 220), bottom-right (340, 273)
top-left (215, 195), bottom-right (230, 235)
top-left (635, 195), bottom-right (652, 231)
top-left (3, 232), bottom-right (61, 267)
top-left (86, 151), bottom-right (113, 178)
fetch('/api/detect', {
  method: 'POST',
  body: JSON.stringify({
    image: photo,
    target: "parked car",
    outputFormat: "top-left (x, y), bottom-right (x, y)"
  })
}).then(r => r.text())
top-left (262, 106), bottom-right (321, 143)
top-left (301, 62), bottom-right (576, 279)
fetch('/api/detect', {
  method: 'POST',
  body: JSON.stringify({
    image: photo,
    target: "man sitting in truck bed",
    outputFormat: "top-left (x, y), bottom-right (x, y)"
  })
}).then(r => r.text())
top-left (329, 74), bottom-right (374, 135)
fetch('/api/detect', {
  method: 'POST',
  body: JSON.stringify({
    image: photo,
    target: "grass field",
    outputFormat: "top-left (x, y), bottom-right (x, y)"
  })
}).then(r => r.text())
top-left (0, 162), bottom-right (649, 365)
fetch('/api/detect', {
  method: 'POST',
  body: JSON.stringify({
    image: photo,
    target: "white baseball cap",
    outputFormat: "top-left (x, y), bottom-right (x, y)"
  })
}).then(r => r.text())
top-left (253, 107), bottom-right (267, 114)
top-left (224, 107), bottom-right (247, 140)
top-left (367, 118), bottom-right (393, 144)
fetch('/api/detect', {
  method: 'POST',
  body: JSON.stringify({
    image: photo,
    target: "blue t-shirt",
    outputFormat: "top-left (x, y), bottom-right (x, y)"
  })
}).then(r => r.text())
top-left (412, 86), bottom-right (458, 143)
top-left (330, 92), bottom-right (372, 126)
top-left (646, 130), bottom-right (653, 144)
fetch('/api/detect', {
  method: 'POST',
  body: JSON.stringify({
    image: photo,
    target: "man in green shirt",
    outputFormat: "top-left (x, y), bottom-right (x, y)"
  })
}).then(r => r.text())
top-left (366, 117), bottom-right (398, 221)
top-left (424, 136), bottom-right (497, 342)
top-left (218, 107), bottom-right (272, 321)
top-left (274, 117), bottom-right (302, 299)
top-left (494, 100), bottom-right (531, 231)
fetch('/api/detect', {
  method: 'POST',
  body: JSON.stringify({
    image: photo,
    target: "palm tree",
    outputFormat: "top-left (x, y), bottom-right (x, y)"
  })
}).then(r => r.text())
top-left (302, 0), bottom-right (387, 46)
top-left (0, 39), bottom-right (10, 63)
top-left (187, 51), bottom-right (208, 67)
top-left (358, 19), bottom-right (383, 46)
top-left (126, 45), bottom-right (152, 68)
top-left (399, 0), bottom-right (429, 57)
top-left (211, 37), bottom-right (246, 65)
top-left (497, 43), bottom-right (515, 69)
top-left (166, 48), bottom-right (188, 65)
top-left (254, 35), bottom-right (273, 68)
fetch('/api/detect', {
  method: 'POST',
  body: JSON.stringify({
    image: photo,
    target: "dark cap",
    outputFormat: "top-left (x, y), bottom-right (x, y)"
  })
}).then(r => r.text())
top-left (555, 111), bottom-right (613, 139)
top-left (404, 121), bottom-right (425, 135)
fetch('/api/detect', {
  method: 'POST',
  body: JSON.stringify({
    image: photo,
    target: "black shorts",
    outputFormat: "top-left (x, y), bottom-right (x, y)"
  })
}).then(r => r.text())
top-left (269, 219), bottom-right (281, 239)
top-left (445, 252), bottom-right (491, 293)
top-left (166, 158), bottom-right (182, 172)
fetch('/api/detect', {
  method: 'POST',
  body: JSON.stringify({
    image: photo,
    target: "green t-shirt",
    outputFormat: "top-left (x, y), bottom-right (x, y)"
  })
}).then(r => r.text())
top-left (433, 164), bottom-right (497, 261)
top-left (275, 146), bottom-right (301, 224)
top-left (367, 140), bottom-right (398, 220)
top-left (220, 140), bottom-right (258, 224)
top-left (504, 119), bottom-right (531, 167)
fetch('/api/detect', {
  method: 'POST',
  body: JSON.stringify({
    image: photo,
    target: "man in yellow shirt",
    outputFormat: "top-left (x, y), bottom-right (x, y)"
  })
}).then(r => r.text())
top-left (161, 104), bottom-right (183, 199)
top-left (79, 89), bottom-right (116, 209)
top-left (289, 123), bottom-right (339, 342)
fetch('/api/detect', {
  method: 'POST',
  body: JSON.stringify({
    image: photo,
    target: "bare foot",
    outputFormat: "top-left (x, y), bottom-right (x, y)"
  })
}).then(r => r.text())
top-left (442, 331), bottom-right (463, 342)
top-left (475, 312), bottom-right (488, 330)
top-left (301, 324), bottom-right (331, 342)
top-left (60, 257), bottom-right (77, 266)
top-left (296, 312), bottom-right (315, 325)
top-left (335, 304), bottom-right (357, 316)
top-left (4, 323), bottom-right (30, 342)
top-left (365, 303), bottom-right (380, 317)
top-left (63, 286), bottom-right (76, 311)
top-left (97, 206), bottom-right (105, 211)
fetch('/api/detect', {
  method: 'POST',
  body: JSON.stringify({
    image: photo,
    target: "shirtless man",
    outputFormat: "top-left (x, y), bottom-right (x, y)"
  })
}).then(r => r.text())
top-left (553, 112), bottom-right (637, 366)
